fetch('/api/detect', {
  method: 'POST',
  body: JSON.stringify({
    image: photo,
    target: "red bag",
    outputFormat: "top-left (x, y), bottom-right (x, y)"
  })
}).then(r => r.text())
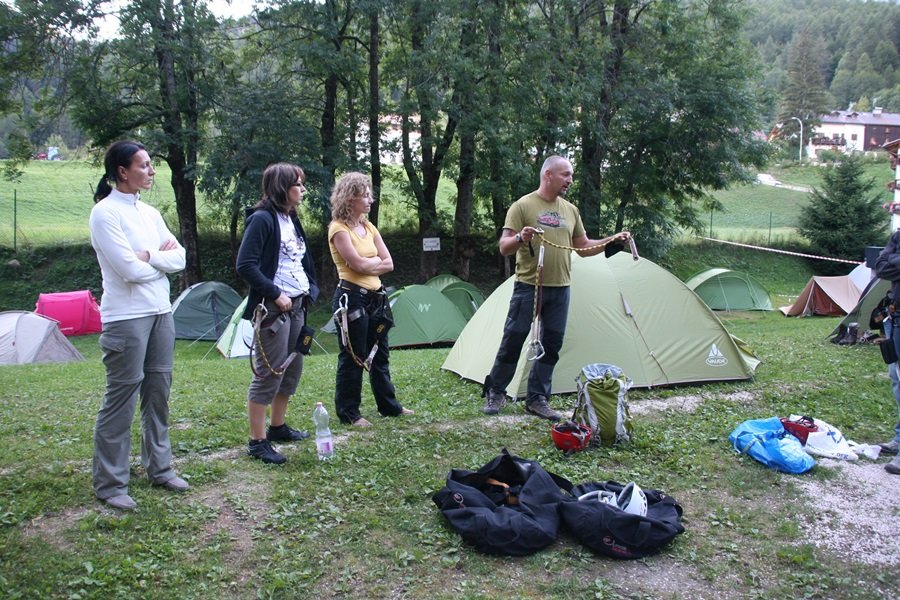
top-left (780, 415), bottom-right (818, 445)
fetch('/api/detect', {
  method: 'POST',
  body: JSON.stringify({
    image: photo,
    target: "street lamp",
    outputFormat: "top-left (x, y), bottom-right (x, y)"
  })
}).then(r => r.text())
top-left (790, 116), bottom-right (803, 163)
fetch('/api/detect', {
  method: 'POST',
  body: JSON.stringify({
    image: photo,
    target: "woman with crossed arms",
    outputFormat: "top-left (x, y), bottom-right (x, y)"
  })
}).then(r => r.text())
top-left (328, 172), bottom-right (413, 427)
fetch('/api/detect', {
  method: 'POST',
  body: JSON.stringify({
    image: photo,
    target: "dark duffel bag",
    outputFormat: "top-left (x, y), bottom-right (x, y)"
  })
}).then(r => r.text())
top-left (558, 480), bottom-right (685, 559)
top-left (432, 449), bottom-right (572, 556)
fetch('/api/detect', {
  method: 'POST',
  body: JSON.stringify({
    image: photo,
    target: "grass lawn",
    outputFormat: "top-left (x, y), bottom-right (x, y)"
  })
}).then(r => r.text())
top-left (0, 308), bottom-right (897, 599)
top-left (1, 158), bottom-right (898, 598)
top-left (0, 161), bottom-right (458, 248)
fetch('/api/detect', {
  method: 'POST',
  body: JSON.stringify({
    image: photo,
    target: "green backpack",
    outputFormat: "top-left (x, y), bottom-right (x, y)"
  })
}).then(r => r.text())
top-left (573, 363), bottom-right (634, 446)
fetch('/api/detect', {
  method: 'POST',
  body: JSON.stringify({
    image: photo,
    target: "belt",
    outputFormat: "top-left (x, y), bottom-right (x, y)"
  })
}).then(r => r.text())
top-left (338, 280), bottom-right (383, 295)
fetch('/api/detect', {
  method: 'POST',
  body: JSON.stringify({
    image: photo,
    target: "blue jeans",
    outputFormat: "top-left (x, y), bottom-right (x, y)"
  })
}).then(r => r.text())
top-left (888, 316), bottom-right (900, 443)
top-left (484, 282), bottom-right (570, 401)
top-left (332, 285), bottom-right (402, 423)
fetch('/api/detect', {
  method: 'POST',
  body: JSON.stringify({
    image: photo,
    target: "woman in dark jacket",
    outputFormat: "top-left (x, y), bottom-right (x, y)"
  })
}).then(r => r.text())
top-left (236, 163), bottom-right (319, 464)
top-left (875, 229), bottom-right (900, 475)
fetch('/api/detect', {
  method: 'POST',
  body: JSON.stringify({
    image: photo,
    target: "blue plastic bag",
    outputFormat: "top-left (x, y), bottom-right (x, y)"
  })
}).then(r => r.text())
top-left (727, 417), bottom-right (816, 474)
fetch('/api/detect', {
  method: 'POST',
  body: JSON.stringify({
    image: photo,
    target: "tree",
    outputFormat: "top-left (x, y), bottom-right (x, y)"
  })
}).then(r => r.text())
top-left (384, 0), bottom-right (463, 279)
top-left (798, 155), bottom-right (886, 269)
top-left (69, 0), bottom-right (230, 286)
top-left (568, 1), bottom-right (769, 256)
top-left (852, 52), bottom-right (885, 101)
top-left (0, 0), bottom-right (99, 179)
top-left (830, 51), bottom-right (858, 109)
top-left (778, 29), bottom-right (831, 149)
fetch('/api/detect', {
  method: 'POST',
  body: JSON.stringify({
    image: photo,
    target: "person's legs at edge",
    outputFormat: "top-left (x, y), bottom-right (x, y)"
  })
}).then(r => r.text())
top-left (483, 282), bottom-right (534, 414)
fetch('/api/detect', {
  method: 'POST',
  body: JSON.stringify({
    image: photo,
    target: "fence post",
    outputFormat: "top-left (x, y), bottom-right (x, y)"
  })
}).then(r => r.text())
top-left (709, 208), bottom-right (713, 238)
top-left (768, 211), bottom-right (772, 246)
top-left (13, 189), bottom-right (17, 252)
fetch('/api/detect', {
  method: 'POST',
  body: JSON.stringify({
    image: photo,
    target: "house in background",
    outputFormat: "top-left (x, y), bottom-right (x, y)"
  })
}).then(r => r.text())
top-left (809, 108), bottom-right (900, 159)
top-left (883, 137), bottom-right (900, 232)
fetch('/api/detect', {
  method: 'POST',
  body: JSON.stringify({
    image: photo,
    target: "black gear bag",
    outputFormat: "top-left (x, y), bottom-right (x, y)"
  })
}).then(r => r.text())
top-left (431, 449), bottom-right (572, 556)
top-left (558, 480), bottom-right (685, 559)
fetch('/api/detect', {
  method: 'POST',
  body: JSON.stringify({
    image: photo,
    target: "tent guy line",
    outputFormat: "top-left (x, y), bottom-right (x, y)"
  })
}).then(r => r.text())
top-left (699, 237), bottom-right (861, 264)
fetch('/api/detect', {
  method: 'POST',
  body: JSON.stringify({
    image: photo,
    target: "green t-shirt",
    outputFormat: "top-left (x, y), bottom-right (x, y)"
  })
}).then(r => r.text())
top-left (504, 191), bottom-right (586, 286)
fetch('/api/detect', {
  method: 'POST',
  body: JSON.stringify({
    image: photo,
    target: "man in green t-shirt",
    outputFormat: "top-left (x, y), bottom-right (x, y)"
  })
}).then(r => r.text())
top-left (483, 155), bottom-right (631, 420)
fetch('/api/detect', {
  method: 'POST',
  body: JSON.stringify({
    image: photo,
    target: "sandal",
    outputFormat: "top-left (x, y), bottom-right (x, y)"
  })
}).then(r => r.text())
top-left (351, 417), bottom-right (373, 428)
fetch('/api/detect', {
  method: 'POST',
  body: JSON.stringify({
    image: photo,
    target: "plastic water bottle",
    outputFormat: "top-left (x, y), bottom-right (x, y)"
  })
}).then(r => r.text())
top-left (313, 402), bottom-right (333, 460)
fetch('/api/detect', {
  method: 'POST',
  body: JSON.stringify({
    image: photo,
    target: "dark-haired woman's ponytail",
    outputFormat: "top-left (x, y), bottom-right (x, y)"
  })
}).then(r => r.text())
top-left (94, 175), bottom-right (113, 203)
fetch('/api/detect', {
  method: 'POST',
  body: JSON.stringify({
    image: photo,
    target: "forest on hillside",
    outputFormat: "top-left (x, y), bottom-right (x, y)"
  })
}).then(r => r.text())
top-left (746, 0), bottom-right (900, 119)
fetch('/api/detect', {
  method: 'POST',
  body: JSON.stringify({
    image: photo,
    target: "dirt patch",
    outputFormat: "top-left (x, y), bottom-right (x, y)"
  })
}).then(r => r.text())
top-left (794, 458), bottom-right (900, 567)
top-left (194, 482), bottom-right (261, 579)
top-left (21, 507), bottom-right (93, 552)
top-left (630, 391), bottom-right (757, 417)
top-left (600, 557), bottom-right (742, 600)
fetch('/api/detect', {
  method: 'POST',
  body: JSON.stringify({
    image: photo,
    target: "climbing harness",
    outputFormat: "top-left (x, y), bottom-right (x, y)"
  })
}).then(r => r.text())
top-left (525, 231), bottom-right (639, 362)
top-left (250, 302), bottom-right (298, 378)
top-left (333, 292), bottom-right (379, 371)
top-left (527, 241), bottom-right (546, 361)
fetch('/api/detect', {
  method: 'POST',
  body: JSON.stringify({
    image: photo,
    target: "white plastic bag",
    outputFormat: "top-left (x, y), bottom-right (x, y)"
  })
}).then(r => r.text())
top-left (847, 441), bottom-right (882, 460)
top-left (793, 415), bottom-right (858, 461)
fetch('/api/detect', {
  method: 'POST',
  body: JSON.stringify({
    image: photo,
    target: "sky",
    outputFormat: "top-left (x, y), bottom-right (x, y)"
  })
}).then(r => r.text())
top-left (94, 0), bottom-right (263, 39)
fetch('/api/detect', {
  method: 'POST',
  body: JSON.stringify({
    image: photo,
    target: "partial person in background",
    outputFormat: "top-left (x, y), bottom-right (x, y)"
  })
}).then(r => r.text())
top-left (236, 163), bottom-right (319, 465)
top-left (90, 140), bottom-right (189, 511)
top-left (874, 232), bottom-right (900, 475)
top-left (481, 155), bottom-right (631, 421)
top-left (328, 172), bottom-right (413, 427)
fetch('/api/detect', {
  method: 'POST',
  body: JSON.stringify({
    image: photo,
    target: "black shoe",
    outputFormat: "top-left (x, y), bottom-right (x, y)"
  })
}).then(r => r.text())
top-left (483, 389), bottom-right (507, 415)
top-left (247, 439), bottom-right (286, 464)
top-left (525, 395), bottom-right (561, 421)
top-left (267, 423), bottom-right (310, 442)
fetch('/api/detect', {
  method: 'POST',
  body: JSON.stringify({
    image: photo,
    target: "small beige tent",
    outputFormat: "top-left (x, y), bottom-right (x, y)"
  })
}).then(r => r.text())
top-left (779, 276), bottom-right (861, 317)
top-left (0, 311), bottom-right (84, 365)
top-left (442, 253), bottom-right (760, 396)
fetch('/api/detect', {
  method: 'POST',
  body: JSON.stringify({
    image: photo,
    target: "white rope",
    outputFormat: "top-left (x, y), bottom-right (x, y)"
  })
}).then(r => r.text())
top-left (698, 237), bottom-right (862, 265)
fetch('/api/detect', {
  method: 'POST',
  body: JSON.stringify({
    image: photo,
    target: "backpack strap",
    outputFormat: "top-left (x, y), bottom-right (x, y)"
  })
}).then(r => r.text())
top-left (547, 471), bottom-right (574, 494)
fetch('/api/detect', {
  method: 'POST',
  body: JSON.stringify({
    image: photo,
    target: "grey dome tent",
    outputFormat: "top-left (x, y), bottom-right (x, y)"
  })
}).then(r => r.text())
top-left (684, 268), bottom-right (773, 311)
top-left (172, 281), bottom-right (242, 341)
top-left (828, 277), bottom-right (891, 341)
top-left (442, 253), bottom-right (760, 397)
top-left (0, 311), bottom-right (84, 365)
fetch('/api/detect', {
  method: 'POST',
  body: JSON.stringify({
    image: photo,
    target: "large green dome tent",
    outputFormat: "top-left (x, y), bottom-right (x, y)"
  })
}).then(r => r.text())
top-left (442, 253), bottom-right (760, 397)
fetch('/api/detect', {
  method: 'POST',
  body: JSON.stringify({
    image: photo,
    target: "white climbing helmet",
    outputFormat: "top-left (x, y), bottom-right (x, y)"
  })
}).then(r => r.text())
top-left (616, 482), bottom-right (648, 517)
top-left (577, 489), bottom-right (618, 505)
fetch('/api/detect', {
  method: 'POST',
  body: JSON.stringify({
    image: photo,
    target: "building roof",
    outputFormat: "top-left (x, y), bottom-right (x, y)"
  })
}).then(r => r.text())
top-left (820, 110), bottom-right (900, 127)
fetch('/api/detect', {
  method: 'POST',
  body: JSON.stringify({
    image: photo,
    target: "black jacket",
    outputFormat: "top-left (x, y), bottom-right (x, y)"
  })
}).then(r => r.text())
top-left (875, 229), bottom-right (900, 303)
top-left (236, 205), bottom-right (319, 320)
